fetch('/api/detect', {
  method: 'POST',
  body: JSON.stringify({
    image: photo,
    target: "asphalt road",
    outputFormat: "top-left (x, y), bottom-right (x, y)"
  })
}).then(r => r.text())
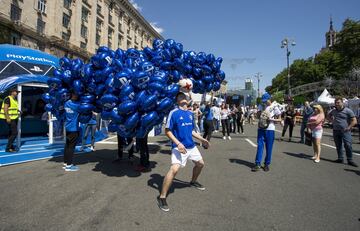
top-left (0, 124), bottom-right (359, 231)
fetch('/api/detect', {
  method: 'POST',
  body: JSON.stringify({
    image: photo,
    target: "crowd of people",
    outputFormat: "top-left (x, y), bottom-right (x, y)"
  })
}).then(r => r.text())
top-left (2, 87), bottom-right (359, 212)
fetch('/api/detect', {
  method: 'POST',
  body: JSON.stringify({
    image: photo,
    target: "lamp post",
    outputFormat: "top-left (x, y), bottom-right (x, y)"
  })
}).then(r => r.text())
top-left (281, 38), bottom-right (296, 97)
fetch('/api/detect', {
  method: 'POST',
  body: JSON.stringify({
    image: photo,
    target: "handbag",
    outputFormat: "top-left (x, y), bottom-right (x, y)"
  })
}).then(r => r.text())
top-left (305, 130), bottom-right (312, 146)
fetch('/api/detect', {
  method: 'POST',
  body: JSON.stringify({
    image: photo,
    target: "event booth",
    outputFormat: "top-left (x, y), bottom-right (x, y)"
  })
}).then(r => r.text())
top-left (0, 45), bottom-right (106, 166)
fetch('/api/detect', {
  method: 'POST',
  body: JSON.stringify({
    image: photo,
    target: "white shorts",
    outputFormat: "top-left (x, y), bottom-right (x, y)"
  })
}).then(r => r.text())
top-left (171, 146), bottom-right (203, 168)
top-left (312, 128), bottom-right (323, 139)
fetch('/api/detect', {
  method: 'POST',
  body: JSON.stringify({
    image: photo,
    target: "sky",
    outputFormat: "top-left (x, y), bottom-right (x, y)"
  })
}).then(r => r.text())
top-left (130, 0), bottom-right (360, 92)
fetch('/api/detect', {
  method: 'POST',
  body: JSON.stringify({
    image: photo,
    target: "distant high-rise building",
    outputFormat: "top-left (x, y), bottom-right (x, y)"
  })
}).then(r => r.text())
top-left (245, 78), bottom-right (253, 91)
top-left (0, 0), bottom-right (163, 60)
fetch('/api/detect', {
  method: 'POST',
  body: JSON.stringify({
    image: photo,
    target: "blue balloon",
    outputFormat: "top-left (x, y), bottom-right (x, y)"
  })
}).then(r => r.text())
top-left (72, 80), bottom-right (84, 94)
top-left (215, 70), bottom-right (225, 82)
top-left (95, 84), bottom-right (105, 96)
top-left (42, 93), bottom-right (52, 103)
top-left (112, 59), bottom-right (123, 72)
top-left (152, 39), bottom-right (164, 49)
top-left (169, 70), bottom-right (181, 83)
top-left (57, 88), bottom-right (70, 101)
top-left (201, 65), bottom-right (212, 75)
top-left (105, 75), bottom-right (115, 93)
top-left (45, 103), bottom-right (52, 112)
top-left (141, 111), bottom-right (159, 129)
top-left (108, 121), bottom-right (119, 132)
top-left (59, 57), bottom-right (71, 70)
top-left (101, 110), bottom-right (112, 120)
top-left (80, 94), bottom-right (95, 103)
top-left (131, 71), bottom-right (150, 90)
top-left (86, 81), bottom-right (97, 93)
top-left (140, 94), bottom-right (158, 112)
top-left (119, 84), bottom-right (135, 101)
top-left (151, 55), bottom-right (163, 66)
top-left (113, 71), bottom-right (130, 90)
top-left (47, 77), bottom-right (62, 89)
top-left (148, 82), bottom-right (164, 96)
top-left (115, 48), bottom-right (125, 61)
top-left (71, 63), bottom-right (82, 78)
top-left (110, 107), bottom-right (124, 123)
top-left (97, 46), bottom-right (110, 54)
top-left (100, 94), bottom-right (118, 111)
top-left (124, 112), bottom-right (140, 130)
top-left (53, 69), bottom-right (62, 77)
top-left (126, 48), bottom-right (140, 59)
top-left (212, 81), bottom-right (221, 91)
top-left (157, 97), bottom-right (173, 113)
top-left (203, 75), bottom-right (214, 83)
top-left (165, 84), bottom-right (180, 97)
top-left (151, 70), bottom-right (168, 83)
top-left (78, 113), bottom-right (92, 124)
top-left (206, 54), bottom-right (215, 65)
top-left (117, 100), bottom-right (137, 115)
top-left (206, 82), bottom-right (213, 92)
top-left (140, 61), bottom-right (154, 76)
top-left (143, 47), bottom-right (154, 58)
top-left (80, 64), bottom-right (93, 82)
top-left (134, 90), bottom-right (148, 106)
top-left (164, 39), bottom-right (176, 49)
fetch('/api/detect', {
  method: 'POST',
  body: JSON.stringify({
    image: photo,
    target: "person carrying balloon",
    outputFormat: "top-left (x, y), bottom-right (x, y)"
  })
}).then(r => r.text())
top-left (80, 112), bottom-right (97, 152)
top-left (63, 92), bottom-right (81, 172)
top-left (157, 92), bottom-right (210, 212)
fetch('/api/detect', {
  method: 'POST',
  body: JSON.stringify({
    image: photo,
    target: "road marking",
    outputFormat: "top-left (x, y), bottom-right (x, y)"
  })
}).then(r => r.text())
top-left (321, 143), bottom-right (360, 156)
top-left (245, 138), bottom-right (257, 147)
top-left (100, 135), bottom-right (117, 142)
top-left (98, 141), bottom-right (159, 145)
top-left (0, 148), bottom-right (64, 158)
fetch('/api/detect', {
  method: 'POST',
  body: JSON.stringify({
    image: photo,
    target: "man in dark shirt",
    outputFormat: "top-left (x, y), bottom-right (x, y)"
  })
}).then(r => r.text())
top-left (328, 98), bottom-right (358, 167)
top-left (300, 101), bottom-right (313, 143)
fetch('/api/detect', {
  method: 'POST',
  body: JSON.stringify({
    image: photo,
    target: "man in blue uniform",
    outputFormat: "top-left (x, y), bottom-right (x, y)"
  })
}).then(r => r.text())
top-left (63, 92), bottom-right (80, 172)
top-left (157, 92), bottom-right (210, 212)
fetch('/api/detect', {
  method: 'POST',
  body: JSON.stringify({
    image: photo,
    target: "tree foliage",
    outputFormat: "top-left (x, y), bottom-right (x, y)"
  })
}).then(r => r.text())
top-left (267, 18), bottom-right (360, 97)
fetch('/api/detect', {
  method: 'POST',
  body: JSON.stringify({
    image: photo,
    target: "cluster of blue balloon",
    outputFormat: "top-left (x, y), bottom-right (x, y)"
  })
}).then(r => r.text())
top-left (42, 39), bottom-right (225, 138)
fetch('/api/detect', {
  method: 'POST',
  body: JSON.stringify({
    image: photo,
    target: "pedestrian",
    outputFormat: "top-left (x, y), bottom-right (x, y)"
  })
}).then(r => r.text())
top-left (63, 92), bottom-right (81, 171)
top-left (281, 105), bottom-right (296, 142)
top-left (328, 97), bottom-right (358, 167)
top-left (236, 106), bottom-right (244, 134)
top-left (211, 104), bottom-right (220, 132)
top-left (80, 112), bottom-right (97, 152)
top-left (300, 101), bottom-right (314, 143)
top-left (135, 132), bottom-right (150, 172)
top-left (0, 88), bottom-right (20, 152)
top-left (306, 105), bottom-right (325, 163)
top-left (356, 103), bottom-right (360, 144)
top-left (252, 93), bottom-right (282, 172)
top-left (192, 104), bottom-right (202, 133)
top-left (202, 103), bottom-right (214, 142)
top-left (157, 92), bottom-right (210, 212)
top-left (220, 104), bottom-right (231, 140)
top-left (199, 102), bottom-right (206, 133)
top-left (114, 134), bottom-right (134, 163)
top-left (230, 104), bottom-right (238, 134)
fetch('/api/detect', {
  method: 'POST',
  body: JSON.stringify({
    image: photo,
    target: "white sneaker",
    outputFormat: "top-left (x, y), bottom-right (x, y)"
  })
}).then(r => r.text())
top-left (90, 146), bottom-right (95, 151)
top-left (223, 136), bottom-right (226, 140)
top-left (228, 136), bottom-right (232, 140)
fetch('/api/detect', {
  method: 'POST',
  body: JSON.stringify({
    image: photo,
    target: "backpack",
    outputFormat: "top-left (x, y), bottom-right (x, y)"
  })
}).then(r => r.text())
top-left (258, 110), bottom-right (271, 129)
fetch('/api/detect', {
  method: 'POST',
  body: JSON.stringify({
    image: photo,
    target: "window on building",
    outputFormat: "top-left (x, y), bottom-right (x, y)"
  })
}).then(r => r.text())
top-left (97, 4), bottom-right (102, 15)
top-left (108, 27), bottom-right (114, 48)
top-left (96, 33), bottom-right (101, 46)
top-left (81, 25), bottom-right (88, 38)
top-left (37, 18), bottom-right (45, 34)
top-left (118, 21), bottom-right (123, 32)
top-left (37, 0), bottom-right (46, 13)
top-left (80, 42), bottom-right (87, 49)
top-left (10, 4), bottom-right (22, 21)
top-left (127, 40), bottom-right (131, 49)
top-left (11, 33), bottom-right (21, 45)
top-left (108, 13), bottom-right (113, 25)
top-left (118, 34), bottom-right (123, 47)
top-left (62, 32), bottom-right (70, 41)
top-left (64, 0), bottom-right (71, 9)
top-left (62, 13), bottom-right (70, 28)
top-left (81, 7), bottom-right (89, 22)
top-left (96, 18), bottom-right (103, 32)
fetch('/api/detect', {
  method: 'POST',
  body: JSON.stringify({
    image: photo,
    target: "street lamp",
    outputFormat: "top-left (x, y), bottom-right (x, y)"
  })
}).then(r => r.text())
top-left (281, 38), bottom-right (296, 97)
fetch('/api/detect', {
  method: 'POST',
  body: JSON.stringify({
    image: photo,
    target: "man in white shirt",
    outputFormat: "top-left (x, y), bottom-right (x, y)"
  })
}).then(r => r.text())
top-left (252, 93), bottom-right (282, 172)
top-left (211, 104), bottom-right (220, 132)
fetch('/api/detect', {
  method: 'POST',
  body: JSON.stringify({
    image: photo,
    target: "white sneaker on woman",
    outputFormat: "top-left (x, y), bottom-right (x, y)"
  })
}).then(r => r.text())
top-left (223, 136), bottom-right (226, 140)
top-left (228, 136), bottom-right (232, 140)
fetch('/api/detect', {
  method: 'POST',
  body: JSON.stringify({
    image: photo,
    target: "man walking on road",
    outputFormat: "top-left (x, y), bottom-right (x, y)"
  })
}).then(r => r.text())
top-left (328, 97), bottom-right (358, 167)
top-left (157, 92), bottom-right (210, 212)
top-left (252, 93), bottom-right (282, 172)
top-left (0, 88), bottom-right (20, 152)
top-left (300, 101), bottom-right (313, 143)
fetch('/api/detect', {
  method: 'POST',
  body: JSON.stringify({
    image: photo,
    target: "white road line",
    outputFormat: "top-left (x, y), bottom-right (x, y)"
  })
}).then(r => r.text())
top-left (321, 143), bottom-right (360, 156)
top-left (98, 141), bottom-right (158, 145)
top-left (245, 138), bottom-right (257, 148)
top-left (100, 135), bottom-right (117, 142)
top-left (0, 148), bottom-right (64, 158)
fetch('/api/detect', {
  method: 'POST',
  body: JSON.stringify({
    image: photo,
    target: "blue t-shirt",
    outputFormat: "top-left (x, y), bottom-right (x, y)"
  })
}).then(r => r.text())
top-left (166, 108), bottom-right (195, 149)
top-left (203, 107), bottom-right (213, 121)
top-left (64, 100), bottom-right (80, 132)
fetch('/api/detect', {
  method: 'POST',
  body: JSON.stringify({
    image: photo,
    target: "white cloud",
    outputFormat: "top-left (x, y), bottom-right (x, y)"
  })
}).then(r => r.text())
top-left (150, 22), bottom-right (164, 34)
top-left (129, 0), bottom-right (142, 12)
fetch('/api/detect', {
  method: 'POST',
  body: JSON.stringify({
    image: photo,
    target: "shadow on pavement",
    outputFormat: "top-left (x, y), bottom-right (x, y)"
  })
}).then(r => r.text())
top-left (344, 168), bottom-right (360, 176)
top-left (229, 158), bottom-right (254, 169)
top-left (283, 152), bottom-right (334, 163)
top-left (147, 173), bottom-right (190, 195)
top-left (48, 149), bottom-right (157, 178)
top-left (148, 144), bottom-right (161, 154)
top-left (159, 149), bottom-right (171, 155)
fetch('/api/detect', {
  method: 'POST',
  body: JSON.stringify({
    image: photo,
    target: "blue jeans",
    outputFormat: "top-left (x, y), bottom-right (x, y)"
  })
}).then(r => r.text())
top-left (333, 130), bottom-right (353, 161)
top-left (255, 129), bottom-right (275, 166)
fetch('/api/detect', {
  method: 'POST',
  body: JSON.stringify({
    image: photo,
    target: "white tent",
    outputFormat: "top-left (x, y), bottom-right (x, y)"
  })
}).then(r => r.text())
top-left (316, 88), bottom-right (335, 105)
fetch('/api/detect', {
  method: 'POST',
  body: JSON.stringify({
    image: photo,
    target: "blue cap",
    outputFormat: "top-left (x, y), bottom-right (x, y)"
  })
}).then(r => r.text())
top-left (261, 92), bottom-right (271, 103)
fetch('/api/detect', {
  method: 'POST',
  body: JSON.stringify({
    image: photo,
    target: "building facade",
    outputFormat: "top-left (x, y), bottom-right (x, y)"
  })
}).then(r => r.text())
top-left (0, 0), bottom-right (163, 60)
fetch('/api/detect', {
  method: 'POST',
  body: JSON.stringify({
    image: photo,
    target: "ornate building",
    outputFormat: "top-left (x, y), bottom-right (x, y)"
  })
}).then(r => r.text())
top-left (0, 0), bottom-right (163, 60)
top-left (325, 16), bottom-right (337, 48)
